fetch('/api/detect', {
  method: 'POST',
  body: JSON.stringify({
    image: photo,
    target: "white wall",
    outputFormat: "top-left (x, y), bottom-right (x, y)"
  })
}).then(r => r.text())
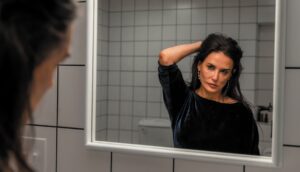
top-left (26, 0), bottom-right (300, 171)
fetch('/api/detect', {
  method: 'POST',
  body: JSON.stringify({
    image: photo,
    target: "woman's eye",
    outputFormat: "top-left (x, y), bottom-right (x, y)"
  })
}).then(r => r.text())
top-left (221, 70), bottom-right (229, 75)
top-left (207, 65), bottom-right (214, 70)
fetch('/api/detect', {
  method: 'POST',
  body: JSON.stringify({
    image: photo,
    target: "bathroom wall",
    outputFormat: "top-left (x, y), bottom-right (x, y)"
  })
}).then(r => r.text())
top-left (26, 0), bottom-right (300, 172)
top-left (95, 0), bottom-right (275, 144)
top-left (96, 0), bottom-right (109, 142)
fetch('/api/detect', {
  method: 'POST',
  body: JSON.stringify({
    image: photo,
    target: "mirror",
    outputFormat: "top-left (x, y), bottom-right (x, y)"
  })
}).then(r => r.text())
top-left (86, 0), bottom-right (285, 166)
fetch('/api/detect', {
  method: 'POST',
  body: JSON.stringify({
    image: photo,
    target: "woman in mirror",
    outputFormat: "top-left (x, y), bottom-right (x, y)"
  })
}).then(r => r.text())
top-left (0, 0), bottom-right (76, 171)
top-left (158, 33), bottom-right (259, 155)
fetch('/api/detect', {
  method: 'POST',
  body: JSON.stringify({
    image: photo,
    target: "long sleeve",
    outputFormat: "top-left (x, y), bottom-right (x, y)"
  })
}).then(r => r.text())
top-left (158, 62), bottom-right (188, 124)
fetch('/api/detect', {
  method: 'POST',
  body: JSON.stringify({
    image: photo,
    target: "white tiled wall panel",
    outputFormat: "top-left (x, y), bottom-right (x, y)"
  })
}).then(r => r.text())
top-left (258, 0), bottom-right (276, 6)
top-left (57, 129), bottom-right (110, 172)
top-left (175, 159), bottom-right (242, 172)
top-left (58, 66), bottom-right (85, 128)
top-left (223, 0), bottom-right (239, 7)
top-left (31, 1), bottom-right (300, 172)
top-left (283, 70), bottom-right (300, 145)
top-left (112, 153), bottom-right (173, 172)
top-left (240, 7), bottom-right (257, 23)
top-left (223, 8), bottom-right (239, 23)
top-left (33, 70), bottom-right (57, 126)
top-left (24, 126), bottom-right (56, 172)
top-left (258, 7), bottom-right (275, 24)
top-left (246, 147), bottom-right (300, 172)
top-left (62, 2), bottom-right (87, 65)
top-left (240, 0), bottom-right (257, 6)
top-left (286, 0), bottom-right (300, 66)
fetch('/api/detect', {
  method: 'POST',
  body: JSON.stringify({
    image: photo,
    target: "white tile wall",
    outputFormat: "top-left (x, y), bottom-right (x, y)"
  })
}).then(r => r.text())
top-left (110, 12), bottom-right (122, 26)
top-left (163, 25), bottom-right (176, 40)
top-left (148, 26), bottom-right (162, 41)
top-left (57, 129), bottom-right (110, 172)
top-left (177, 25), bottom-right (191, 40)
top-left (122, 0), bottom-right (134, 11)
top-left (149, 11), bottom-right (163, 25)
top-left (240, 7), bottom-right (257, 23)
top-left (222, 24), bottom-right (239, 39)
top-left (258, 7), bottom-right (275, 23)
top-left (31, 1), bottom-right (300, 172)
top-left (120, 72), bottom-right (134, 85)
top-left (58, 66), bottom-right (85, 128)
top-left (255, 90), bottom-right (273, 105)
top-left (177, 0), bottom-right (191, 9)
top-left (135, 0), bottom-right (148, 10)
top-left (207, 0), bottom-right (222, 8)
top-left (284, 70), bottom-right (300, 145)
top-left (163, 10), bottom-right (177, 25)
top-left (109, 27), bottom-right (121, 41)
top-left (147, 102), bottom-right (161, 117)
top-left (122, 12), bottom-right (134, 26)
top-left (191, 9), bottom-right (206, 24)
top-left (223, 8), bottom-right (239, 23)
top-left (122, 42), bottom-right (134, 55)
top-left (175, 159), bottom-right (242, 172)
top-left (239, 40), bottom-right (256, 56)
top-left (134, 41), bottom-right (148, 56)
top-left (239, 24), bottom-right (257, 40)
top-left (223, 0), bottom-right (239, 7)
top-left (246, 147), bottom-right (300, 172)
top-left (148, 41), bottom-right (162, 56)
top-left (149, 0), bottom-right (163, 10)
top-left (62, 2), bottom-right (87, 65)
top-left (240, 0), bottom-right (257, 6)
top-left (241, 57), bottom-right (256, 73)
top-left (163, 0), bottom-right (176, 9)
top-left (286, 0), bottom-right (300, 66)
top-left (33, 70), bottom-right (57, 126)
top-left (112, 153), bottom-right (173, 172)
top-left (110, 0), bottom-right (121, 12)
top-left (177, 9), bottom-right (191, 24)
top-left (191, 24), bottom-right (207, 40)
top-left (207, 8), bottom-right (222, 24)
top-left (24, 126), bottom-right (56, 172)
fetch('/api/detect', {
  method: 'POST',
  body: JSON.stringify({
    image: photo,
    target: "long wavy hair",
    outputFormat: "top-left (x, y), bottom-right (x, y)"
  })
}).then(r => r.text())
top-left (0, 0), bottom-right (76, 171)
top-left (190, 33), bottom-right (248, 105)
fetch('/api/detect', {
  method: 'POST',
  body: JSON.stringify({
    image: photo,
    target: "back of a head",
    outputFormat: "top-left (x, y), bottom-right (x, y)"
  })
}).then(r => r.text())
top-left (0, 0), bottom-right (76, 171)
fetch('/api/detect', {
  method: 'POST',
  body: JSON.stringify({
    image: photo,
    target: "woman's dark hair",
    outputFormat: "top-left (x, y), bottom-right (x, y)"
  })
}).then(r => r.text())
top-left (0, 0), bottom-right (76, 171)
top-left (190, 33), bottom-right (247, 105)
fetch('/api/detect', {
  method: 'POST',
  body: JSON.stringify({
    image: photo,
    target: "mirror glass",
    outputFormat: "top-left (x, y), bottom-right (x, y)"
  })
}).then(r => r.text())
top-left (95, 0), bottom-right (276, 157)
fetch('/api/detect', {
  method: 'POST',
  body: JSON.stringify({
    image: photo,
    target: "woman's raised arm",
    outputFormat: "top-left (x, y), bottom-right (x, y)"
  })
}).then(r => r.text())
top-left (159, 41), bottom-right (202, 66)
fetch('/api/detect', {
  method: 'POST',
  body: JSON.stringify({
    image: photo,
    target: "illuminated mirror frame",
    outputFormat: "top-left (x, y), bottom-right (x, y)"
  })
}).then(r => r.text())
top-left (85, 0), bottom-right (286, 167)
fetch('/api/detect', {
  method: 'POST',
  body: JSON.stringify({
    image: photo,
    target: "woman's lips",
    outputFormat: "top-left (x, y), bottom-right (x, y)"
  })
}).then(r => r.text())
top-left (208, 83), bottom-right (218, 88)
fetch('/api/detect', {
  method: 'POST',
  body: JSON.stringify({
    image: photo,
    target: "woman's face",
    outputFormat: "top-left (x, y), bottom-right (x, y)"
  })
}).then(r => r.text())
top-left (197, 51), bottom-right (234, 96)
top-left (30, 27), bottom-right (72, 110)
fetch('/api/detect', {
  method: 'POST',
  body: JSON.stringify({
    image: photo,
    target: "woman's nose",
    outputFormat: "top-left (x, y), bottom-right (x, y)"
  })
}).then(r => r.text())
top-left (212, 71), bottom-right (219, 81)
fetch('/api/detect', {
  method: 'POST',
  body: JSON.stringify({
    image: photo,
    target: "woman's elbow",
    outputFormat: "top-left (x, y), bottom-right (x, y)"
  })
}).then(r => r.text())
top-left (159, 50), bottom-right (173, 66)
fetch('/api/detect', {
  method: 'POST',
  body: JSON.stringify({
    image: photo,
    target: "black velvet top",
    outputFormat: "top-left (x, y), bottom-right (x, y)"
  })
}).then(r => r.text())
top-left (158, 63), bottom-right (259, 155)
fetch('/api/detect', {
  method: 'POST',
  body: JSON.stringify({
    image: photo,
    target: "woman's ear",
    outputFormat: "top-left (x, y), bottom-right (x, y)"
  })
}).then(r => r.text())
top-left (197, 61), bottom-right (202, 71)
top-left (197, 64), bottom-right (201, 72)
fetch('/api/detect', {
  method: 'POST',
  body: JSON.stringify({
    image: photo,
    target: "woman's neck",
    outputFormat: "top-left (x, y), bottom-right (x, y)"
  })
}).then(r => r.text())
top-left (196, 87), bottom-right (224, 103)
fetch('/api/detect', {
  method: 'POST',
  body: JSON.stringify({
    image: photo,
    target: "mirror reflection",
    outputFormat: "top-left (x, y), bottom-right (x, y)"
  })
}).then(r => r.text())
top-left (95, 0), bottom-right (275, 156)
top-left (158, 34), bottom-right (259, 155)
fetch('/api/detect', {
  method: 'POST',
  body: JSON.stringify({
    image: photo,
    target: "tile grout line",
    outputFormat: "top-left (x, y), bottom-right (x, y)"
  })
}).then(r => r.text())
top-left (55, 66), bottom-right (60, 172)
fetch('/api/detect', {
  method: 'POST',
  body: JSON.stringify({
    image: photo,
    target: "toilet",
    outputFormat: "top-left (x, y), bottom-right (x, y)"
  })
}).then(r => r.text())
top-left (138, 118), bottom-right (173, 147)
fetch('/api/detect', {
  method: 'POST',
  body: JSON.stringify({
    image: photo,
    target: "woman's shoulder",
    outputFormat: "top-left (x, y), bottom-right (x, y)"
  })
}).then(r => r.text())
top-left (224, 97), bottom-right (238, 104)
